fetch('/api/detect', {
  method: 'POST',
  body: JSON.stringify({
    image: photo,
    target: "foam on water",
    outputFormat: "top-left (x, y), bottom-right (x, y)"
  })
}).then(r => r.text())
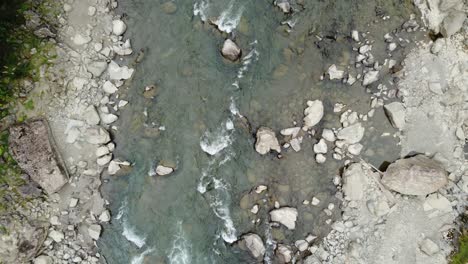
top-left (263, 225), bottom-right (276, 264)
top-left (237, 41), bottom-right (260, 79)
top-left (122, 219), bottom-right (147, 248)
top-left (193, 0), bottom-right (209, 22)
top-left (200, 127), bottom-right (233, 155)
top-left (215, 2), bottom-right (244, 33)
top-left (115, 199), bottom-right (127, 220)
top-left (168, 222), bottom-right (192, 264)
top-left (130, 248), bottom-right (155, 264)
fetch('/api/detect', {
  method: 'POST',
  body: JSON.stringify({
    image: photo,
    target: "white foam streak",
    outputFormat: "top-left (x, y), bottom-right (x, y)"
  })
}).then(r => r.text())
top-left (200, 127), bottom-right (232, 155)
top-left (193, 0), bottom-right (209, 21)
top-left (168, 222), bottom-right (192, 264)
top-left (215, 3), bottom-right (244, 33)
top-left (130, 248), bottom-right (155, 264)
top-left (122, 220), bottom-right (146, 248)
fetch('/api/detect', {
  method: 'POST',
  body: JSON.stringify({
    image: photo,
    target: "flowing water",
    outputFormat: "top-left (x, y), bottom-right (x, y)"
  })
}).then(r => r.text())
top-left (99, 0), bottom-right (416, 263)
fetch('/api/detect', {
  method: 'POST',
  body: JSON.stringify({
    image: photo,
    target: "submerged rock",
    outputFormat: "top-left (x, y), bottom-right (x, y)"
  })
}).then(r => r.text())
top-left (381, 155), bottom-right (448, 195)
top-left (221, 39), bottom-right (241, 61)
top-left (384, 102), bottom-right (406, 129)
top-left (161, 1), bottom-right (177, 14)
top-left (255, 127), bottom-right (281, 155)
top-left (241, 233), bottom-right (266, 258)
top-left (9, 120), bottom-right (68, 194)
top-left (269, 207), bottom-right (298, 230)
top-left (303, 100), bottom-right (324, 129)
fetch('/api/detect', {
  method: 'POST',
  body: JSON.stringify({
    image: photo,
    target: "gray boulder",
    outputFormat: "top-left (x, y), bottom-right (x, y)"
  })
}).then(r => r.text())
top-left (269, 207), bottom-right (298, 230)
top-left (241, 233), bottom-right (266, 258)
top-left (221, 39), bottom-right (241, 61)
top-left (9, 119), bottom-right (68, 194)
top-left (381, 155), bottom-right (448, 195)
top-left (255, 127), bottom-right (281, 155)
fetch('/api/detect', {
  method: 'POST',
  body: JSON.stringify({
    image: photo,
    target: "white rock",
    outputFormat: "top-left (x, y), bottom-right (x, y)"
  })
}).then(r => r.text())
top-left (351, 30), bottom-right (359, 41)
top-left (83, 106), bottom-right (100, 125)
top-left (88, 224), bottom-right (102, 240)
top-left (108, 61), bottom-right (134, 80)
top-left (113, 39), bottom-right (133, 56)
top-left (430, 38), bottom-right (444, 54)
top-left (97, 154), bottom-right (112, 166)
top-left (112, 20), bottom-right (127, 36)
top-left (327, 64), bottom-right (345, 80)
top-left (424, 194), bottom-right (452, 213)
top-left (255, 185), bottom-right (268, 194)
top-left (156, 165), bottom-right (174, 176)
top-left (311, 197), bottom-right (320, 206)
top-left (303, 100), bottom-right (324, 129)
top-left (275, 1), bottom-right (291, 13)
top-left (381, 155), bottom-right (448, 196)
top-left (87, 61), bottom-right (108, 77)
top-left (50, 216), bottom-right (60, 226)
top-left (269, 207), bottom-right (298, 230)
top-left (34, 255), bottom-right (53, 264)
top-left (315, 154), bottom-right (326, 164)
top-left (88, 6), bottom-right (97, 16)
top-left (221, 39), bottom-right (241, 61)
top-left (99, 210), bottom-right (111, 222)
top-left (362, 70), bottom-right (379, 86)
top-left (251, 205), bottom-right (259, 214)
top-left (96, 146), bottom-right (110, 157)
top-left (388, 42), bottom-right (397, 52)
top-left (359, 45), bottom-right (372, 54)
top-left (276, 244), bottom-right (292, 263)
top-left (322, 129), bottom-right (336, 142)
top-left (383, 102), bottom-right (406, 129)
top-left (103, 81), bottom-right (118, 94)
top-left (242, 233), bottom-right (266, 258)
top-left (85, 127), bottom-right (111, 144)
top-left (49, 230), bottom-right (64, 242)
top-left (290, 137), bottom-right (302, 152)
top-left (118, 100), bottom-right (129, 108)
top-left (108, 160), bottom-right (121, 175)
top-left (419, 238), bottom-right (439, 255)
top-left (255, 127), bottom-right (281, 155)
top-left (295, 240), bottom-right (309, 251)
top-left (100, 113), bottom-right (119, 124)
top-left (441, 11), bottom-right (466, 37)
top-left (94, 42), bottom-right (103, 52)
top-left (313, 139), bottom-right (328, 154)
top-left (342, 163), bottom-right (368, 201)
top-left (69, 198), bottom-right (79, 208)
top-left (280, 127), bottom-right (301, 137)
top-left (337, 123), bottom-right (365, 144)
top-left (72, 34), bottom-right (91, 45)
top-left (348, 143), bottom-right (363, 155)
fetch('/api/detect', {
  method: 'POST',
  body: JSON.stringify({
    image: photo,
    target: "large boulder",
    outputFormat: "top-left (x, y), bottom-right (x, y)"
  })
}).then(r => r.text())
top-left (255, 127), bottom-right (281, 155)
top-left (381, 155), bottom-right (448, 195)
top-left (240, 233), bottom-right (266, 259)
top-left (269, 207), bottom-right (298, 230)
top-left (9, 119), bottom-right (68, 194)
top-left (221, 39), bottom-right (241, 61)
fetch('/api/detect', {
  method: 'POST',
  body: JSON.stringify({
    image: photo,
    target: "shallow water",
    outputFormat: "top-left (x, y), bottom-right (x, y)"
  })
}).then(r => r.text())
top-left (99, 0), bottom-right (416, 263)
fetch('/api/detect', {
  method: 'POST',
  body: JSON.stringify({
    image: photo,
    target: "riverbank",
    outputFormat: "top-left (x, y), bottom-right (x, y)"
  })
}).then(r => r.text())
top-left (0, 0), bottom-right (135, 263)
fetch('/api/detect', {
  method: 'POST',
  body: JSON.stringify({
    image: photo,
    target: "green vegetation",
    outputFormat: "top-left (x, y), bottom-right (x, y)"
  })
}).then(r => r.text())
top-left (0, 0), bottom-right (56, 214)
top-left (452, 229), bottom-right (468, 264)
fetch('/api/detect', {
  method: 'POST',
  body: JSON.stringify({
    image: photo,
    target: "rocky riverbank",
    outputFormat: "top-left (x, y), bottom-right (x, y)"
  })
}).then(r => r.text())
top-left (0, 0), bottom-right (136, 263)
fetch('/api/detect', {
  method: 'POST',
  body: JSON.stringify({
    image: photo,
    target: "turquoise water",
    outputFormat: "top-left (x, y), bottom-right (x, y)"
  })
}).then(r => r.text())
top-left (99, 0), bottom-right (415, 263)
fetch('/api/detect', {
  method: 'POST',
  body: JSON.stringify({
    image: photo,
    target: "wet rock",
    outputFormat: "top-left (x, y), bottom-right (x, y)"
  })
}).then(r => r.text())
top-left (327, 64), bottom-right (345, 80)
top-left (303, 100), bottom-right (324, 129)
top-left (255, 127), bottom-right (281, 155)
top-left (269, 207), bottom-right (298, 230)
top-left (9, 120), bottom-right (69, 194)
top-left (112, 19), bottom-right (127, 36)
top-left (99, 210), bottom-right (111, 222)
top-left (313, 139), bottom-right (328, 154)
top-left (221, 39), bottom-right (241, 61)
top-left (342, 163), bottom-right (368, 201)
top-left (156, 165), bottom-right (174, 176)
top-left (441, 11), bottom-right (466, 37)
top-left (108, 160), bottom-right (121, 175)
top-left (276, 244), bottom-right (292, 263)
top-left (362, 70), bottom-right (379, 86)
top-left (162, 1), bottom-right (177, 14)
top-left (255, 185), bottom-right (268, 194)
top-left (88, 224), bottom-right (101, 240)
top-left (143, 85), bottom-right (159, 98)
top-left (419, 238), bottom-right (439, 255)
top-left (275, 0), bottom-right (291, 13)
top-left (241, 233), bottom-right (266, 258)
top-left (337, 123), bottom-right (365, 144)
top-left (108, 61), bottom-right (134, 80)
top-left (381, 155), bottom-right (448, 196)
top-left (383, 102), bottom-right (406, 129)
